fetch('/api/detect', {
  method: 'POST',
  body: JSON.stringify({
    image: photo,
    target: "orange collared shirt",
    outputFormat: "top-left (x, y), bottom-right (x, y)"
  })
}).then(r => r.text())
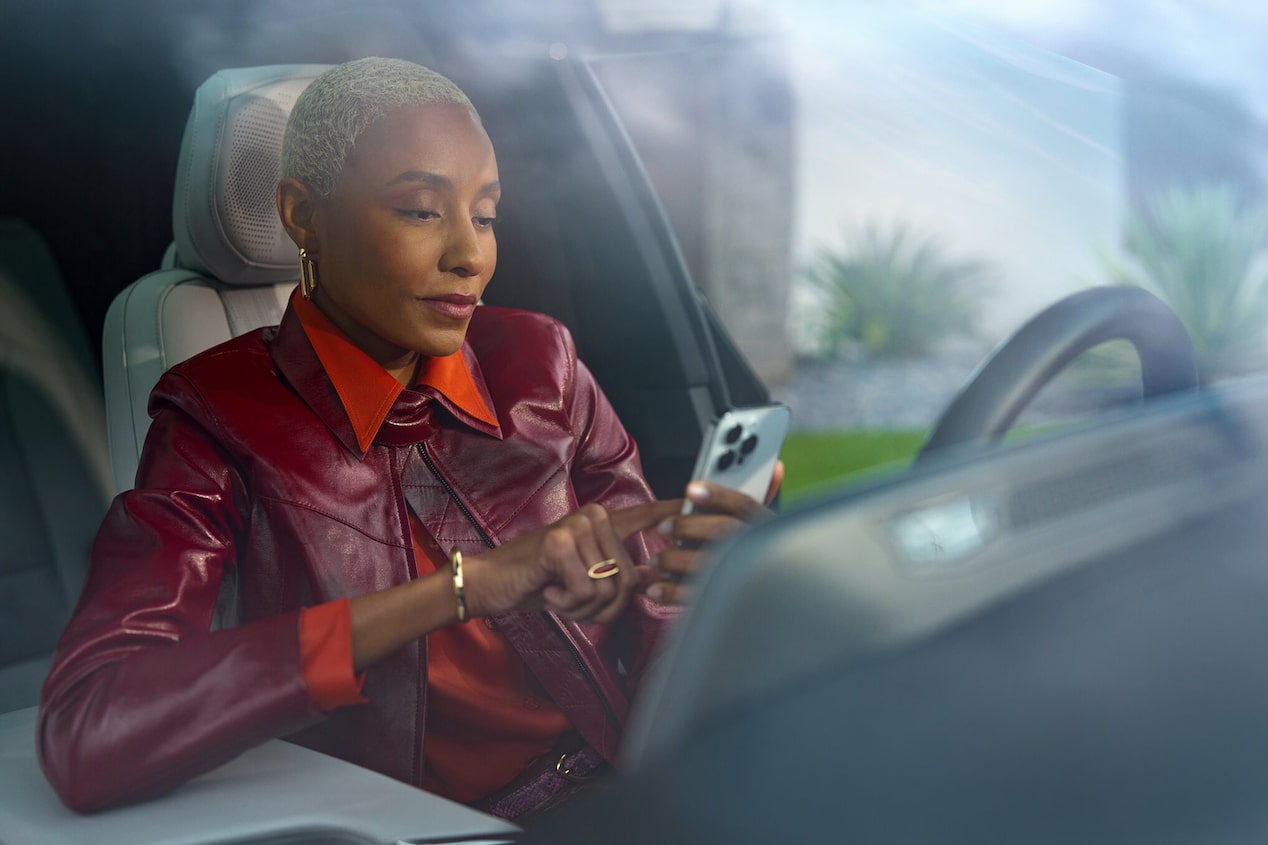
top-left (291, 289), bottom-right (570, 803)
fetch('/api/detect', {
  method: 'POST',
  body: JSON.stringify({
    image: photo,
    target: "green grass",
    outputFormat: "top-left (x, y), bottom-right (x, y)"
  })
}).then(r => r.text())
top-left (779, 422), bottom-right (1090, 506)
top-left (780, 429), bottom-right (927, 505)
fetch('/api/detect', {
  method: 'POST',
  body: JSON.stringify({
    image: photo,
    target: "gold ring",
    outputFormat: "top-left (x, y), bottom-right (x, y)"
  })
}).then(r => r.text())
top-left (587, 559), bottom-right (620, 580)
top-left (556, 752), bottom-right (593, 784)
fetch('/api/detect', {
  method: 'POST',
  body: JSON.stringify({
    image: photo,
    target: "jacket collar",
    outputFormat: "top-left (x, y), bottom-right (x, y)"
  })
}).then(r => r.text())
top-left (272, 288), bottom-right (502, 458)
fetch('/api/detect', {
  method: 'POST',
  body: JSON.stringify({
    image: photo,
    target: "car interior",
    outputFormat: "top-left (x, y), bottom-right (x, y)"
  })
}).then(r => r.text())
top-left (536, 374), bottom-right (1268, 842)
top-left (0, 220), bottom-right (113, 713)
top-left (5, 3), bottom-right (1268, 842)
top-left (0, 53), bottom-right (774, 843)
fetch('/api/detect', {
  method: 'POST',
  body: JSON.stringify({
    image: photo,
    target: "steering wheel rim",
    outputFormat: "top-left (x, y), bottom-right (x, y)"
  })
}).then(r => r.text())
top-left (914, 286), bottom-right (1199, 465)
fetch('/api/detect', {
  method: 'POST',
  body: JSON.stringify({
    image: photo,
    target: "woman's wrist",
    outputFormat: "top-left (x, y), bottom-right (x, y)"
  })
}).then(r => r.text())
top-left (454, 550), bottom-right (513, 620)
top-left (348, 568), bottom-right (465, 670)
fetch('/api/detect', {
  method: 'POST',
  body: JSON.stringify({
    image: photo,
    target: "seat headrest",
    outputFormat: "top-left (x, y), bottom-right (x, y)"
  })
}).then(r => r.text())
top-left (172, 64), bottom-right (331, 286)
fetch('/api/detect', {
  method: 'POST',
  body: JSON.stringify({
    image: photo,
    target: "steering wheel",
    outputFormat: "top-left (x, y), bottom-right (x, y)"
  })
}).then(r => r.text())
top-left (914, 286), bottom-right (1200, 465)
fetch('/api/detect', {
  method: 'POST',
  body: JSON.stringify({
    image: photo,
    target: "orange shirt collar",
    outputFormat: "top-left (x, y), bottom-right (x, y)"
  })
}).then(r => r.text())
top-left (291, 288), bottom-right (499, 453)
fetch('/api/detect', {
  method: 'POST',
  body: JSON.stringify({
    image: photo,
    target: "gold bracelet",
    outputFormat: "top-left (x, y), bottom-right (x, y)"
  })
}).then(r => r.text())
top-left (449, 547), bottom-right (468, 622)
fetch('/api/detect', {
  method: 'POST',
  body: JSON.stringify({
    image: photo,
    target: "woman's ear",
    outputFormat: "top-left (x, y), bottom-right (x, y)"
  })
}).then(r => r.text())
top-left (277, 178), bottom-right (320, 251)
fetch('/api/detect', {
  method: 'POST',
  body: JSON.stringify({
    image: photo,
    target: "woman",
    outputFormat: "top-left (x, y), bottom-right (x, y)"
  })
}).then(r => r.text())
top-left (37, 57), bottom-right (775, 817)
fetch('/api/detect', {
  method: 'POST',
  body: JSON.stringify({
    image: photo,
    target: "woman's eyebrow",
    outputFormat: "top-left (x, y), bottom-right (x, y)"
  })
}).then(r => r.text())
top-left (386, 170), bottom-right (501, 196)
top-left (387, 169), bottom-right (448, 187)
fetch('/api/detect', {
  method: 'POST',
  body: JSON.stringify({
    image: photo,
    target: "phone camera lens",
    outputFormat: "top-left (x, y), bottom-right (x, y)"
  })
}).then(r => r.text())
top-left (725, 425), bottom-right (743, 445)
top-left (717, 450), bottom-right (736, 471)
top-left (740, 434), bottom-right (759, 455)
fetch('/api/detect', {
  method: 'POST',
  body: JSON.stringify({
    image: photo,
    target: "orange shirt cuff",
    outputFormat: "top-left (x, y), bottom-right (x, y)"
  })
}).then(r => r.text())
top-left (300, 599), bottom-right (368, 711)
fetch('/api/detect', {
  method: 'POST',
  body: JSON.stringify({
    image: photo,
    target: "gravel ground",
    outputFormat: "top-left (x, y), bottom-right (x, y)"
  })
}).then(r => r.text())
top-left (771, 344), bottom-right (1140, 432)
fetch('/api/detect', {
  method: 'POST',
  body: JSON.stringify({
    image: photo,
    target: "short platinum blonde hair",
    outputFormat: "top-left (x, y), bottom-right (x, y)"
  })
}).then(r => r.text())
top-left (281, 57), bottom-right (476, 196)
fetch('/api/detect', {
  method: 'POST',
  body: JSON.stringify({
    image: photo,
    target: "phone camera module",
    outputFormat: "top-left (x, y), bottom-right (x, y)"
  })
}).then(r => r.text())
top-left (717, 450), bottom-right (736, 471)
top-left (740, 434), bottom-right (759, 455)
top-left (725, 424), bottom-right (743, 445)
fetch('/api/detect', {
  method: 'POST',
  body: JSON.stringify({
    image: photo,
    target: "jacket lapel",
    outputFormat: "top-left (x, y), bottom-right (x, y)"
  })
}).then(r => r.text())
top-left (269, 303), bottom-right (366, 458)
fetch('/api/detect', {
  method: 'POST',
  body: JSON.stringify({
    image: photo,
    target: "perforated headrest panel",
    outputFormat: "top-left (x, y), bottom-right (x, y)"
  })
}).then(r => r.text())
top-left (222, 86), bottom-right (300, 261)
top-left (173, 65), bottom-right (332, 286)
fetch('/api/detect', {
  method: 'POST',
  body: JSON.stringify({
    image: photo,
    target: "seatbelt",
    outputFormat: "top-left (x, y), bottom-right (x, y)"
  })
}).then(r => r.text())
top-left (222, 284), bottom-right (290, 336)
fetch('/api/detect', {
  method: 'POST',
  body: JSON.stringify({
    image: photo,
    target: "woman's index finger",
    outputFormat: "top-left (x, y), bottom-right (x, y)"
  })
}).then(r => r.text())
top-left (608, 498), bottom-right (684, 539)
top-left (685, 481), bottom-right (767, 520)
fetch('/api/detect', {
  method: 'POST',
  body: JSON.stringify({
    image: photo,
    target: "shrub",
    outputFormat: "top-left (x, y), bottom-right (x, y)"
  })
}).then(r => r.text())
top-left (1102, 184), bottom-right (1268, 380)
top-left (800, 223), bottom-right (993, 359)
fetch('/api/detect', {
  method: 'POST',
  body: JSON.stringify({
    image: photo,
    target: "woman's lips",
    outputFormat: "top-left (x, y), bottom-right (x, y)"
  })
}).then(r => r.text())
top-left (421, 294), bottom-right (477, 320)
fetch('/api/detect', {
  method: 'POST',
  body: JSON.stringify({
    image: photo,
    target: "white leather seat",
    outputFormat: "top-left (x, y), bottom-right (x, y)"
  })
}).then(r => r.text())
top-left (103, 64), bottom-right (330, 492)
top-left (0, 219), bottom-right (113, 712)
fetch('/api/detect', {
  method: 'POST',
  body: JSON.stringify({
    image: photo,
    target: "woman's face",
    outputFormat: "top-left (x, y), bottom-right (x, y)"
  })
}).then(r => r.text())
top-left (309, 102), bottom-right (500, 373)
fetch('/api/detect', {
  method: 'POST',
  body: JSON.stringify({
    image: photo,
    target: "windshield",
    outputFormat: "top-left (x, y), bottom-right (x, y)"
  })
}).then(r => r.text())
top-left (3, 0), bottom-right (1262, 505)
top-left (590, 1), bottom-right (1268, 501)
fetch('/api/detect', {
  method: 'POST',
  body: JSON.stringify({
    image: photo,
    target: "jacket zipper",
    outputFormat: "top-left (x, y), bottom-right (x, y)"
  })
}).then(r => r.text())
top-left (416, 441), bottom-right (623, 734)
top-left (417, 442), bottom-right (494, 549)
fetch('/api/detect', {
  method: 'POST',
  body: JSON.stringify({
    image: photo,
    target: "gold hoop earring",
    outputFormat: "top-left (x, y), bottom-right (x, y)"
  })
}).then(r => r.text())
top-left (299, 249), bottom-right (319, 300)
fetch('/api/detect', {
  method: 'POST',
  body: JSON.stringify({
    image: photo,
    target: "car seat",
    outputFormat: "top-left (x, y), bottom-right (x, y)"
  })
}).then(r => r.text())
top-left (0, 219), bottom-right (113, 711)
top-left (103, 65), bottom-right (330, 492)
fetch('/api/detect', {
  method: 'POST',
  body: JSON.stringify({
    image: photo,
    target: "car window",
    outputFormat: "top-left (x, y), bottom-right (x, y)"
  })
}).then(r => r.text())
top-left (594, 2), bottom-right (1268, 503)
top-left (4, 0), bottom-right (1261, 509)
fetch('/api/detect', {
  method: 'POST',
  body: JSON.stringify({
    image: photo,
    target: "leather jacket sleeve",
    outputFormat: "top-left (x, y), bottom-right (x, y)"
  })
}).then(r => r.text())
top-left (564, 355), bottom-right (680, 696)
top-left (36, 380), bottom-right (325, 813)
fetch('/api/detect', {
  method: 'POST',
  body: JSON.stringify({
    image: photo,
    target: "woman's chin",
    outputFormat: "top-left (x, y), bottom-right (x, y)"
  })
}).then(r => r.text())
top-left (410, 325), bottom-right (471, 359)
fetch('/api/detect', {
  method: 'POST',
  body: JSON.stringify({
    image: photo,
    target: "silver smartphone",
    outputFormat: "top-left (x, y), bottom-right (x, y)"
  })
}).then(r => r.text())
top-left (682, 404), bottom-right (791, 514)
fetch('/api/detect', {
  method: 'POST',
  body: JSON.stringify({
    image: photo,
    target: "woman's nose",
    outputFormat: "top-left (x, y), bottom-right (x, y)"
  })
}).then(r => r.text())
top-left (439, 220), bottom-right (491, 278)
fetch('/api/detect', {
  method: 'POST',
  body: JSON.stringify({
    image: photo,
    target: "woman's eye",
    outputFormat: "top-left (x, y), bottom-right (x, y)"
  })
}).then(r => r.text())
top-left (473, 216), bottom-right (497, 229)
top-left (403, 209), bottom-right (439, 220)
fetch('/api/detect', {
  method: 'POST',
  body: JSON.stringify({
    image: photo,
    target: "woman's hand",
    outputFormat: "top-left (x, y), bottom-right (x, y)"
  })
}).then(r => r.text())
top-left (649, 461), bottom-right (785, 604)
top-left (350, 467), bottom-right (780, 672)
top-left (463, 498), bottom-right (683, 624)
top-left (348, 498), bottom-right (680, 671)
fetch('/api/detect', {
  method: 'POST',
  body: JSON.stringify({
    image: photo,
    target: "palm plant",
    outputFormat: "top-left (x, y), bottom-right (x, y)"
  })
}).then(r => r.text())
top-left (801, 223), bottom-right (993, 359)
top-left (1102, 185), bottom-right (1268, 380)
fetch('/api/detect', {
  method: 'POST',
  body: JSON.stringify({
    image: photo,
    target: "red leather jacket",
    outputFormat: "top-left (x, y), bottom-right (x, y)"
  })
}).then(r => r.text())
top-left (38, 304), bottom-right (674, 813)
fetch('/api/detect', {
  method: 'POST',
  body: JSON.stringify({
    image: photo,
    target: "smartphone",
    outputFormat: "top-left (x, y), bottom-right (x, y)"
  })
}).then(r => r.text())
top-left (682, 404), bottom-right (791, 514)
